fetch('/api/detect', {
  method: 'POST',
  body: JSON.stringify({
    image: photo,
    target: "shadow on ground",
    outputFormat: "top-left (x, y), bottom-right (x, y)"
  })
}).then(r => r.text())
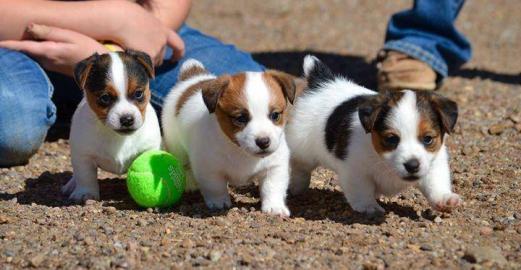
top-left (287, 188), bottom-right (420, 225)
top-left (453, 68), bottom-right (521, 85)
top-left (254, 50), bottom-right (521, 86)
top-left (1, 171), bottom-right (419, 225)
top-left (253, 50), bottom-right (378, 89)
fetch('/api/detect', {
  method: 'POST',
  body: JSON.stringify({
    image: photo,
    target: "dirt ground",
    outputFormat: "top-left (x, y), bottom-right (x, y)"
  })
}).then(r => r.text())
top-left (1, 0), bottom-right (521, 269)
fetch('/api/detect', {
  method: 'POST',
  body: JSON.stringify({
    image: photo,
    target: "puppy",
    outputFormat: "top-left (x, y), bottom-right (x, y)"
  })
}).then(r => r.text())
top-left (62, 50), bottom-right (162, 202)
top-left (162, 60), bottom-right (295, 216)
top-left (286, 55), bottom-right (462, 214)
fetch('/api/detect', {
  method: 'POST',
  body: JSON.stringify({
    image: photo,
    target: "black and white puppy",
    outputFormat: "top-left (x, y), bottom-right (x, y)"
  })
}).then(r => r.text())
top-left (62, 50), bottom-right (161, 202)
top-left (286, 55), bottom-right (462, 214)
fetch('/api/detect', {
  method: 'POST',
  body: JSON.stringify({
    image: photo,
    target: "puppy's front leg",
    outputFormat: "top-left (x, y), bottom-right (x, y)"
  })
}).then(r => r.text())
top-left (418, 149), bottom-right (462, 212)
top-left (64, 155), bottom-right (100, 202)
top-left (260, 164), bottom-right (291, 217)
top-left (340, 169), bottom-right (384, 215)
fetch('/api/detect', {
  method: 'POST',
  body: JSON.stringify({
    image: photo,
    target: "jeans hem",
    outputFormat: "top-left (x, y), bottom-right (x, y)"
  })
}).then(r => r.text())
top-left (383, 40), bottom-right (448, 77)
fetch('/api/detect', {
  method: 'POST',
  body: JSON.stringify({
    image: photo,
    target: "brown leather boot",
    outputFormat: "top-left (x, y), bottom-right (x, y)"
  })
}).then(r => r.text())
top-left (376, 50), bottom-right (438, 91)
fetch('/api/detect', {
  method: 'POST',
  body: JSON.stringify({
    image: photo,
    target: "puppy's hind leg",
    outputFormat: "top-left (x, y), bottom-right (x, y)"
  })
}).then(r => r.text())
top-left (288, 159), bottom-right (314, 195)
top-left (61, 176), bottom-right (76, 195)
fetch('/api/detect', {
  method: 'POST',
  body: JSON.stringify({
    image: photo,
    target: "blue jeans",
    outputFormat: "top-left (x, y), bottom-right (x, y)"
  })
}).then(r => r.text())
top-left (0, 25), bottom-right (263, 167)
top-left (383, 0), bottom-right (472, 78)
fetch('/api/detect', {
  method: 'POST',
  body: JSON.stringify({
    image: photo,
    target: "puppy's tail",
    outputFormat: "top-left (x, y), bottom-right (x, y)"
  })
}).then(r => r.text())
top-left (302, 55), bottom-right (335, 90)
top-left (178, 59), bottom-right (208, 81)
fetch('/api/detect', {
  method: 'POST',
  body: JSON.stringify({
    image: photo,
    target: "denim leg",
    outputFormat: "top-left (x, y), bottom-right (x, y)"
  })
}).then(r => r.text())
top-left (0, 48), bottom-right (56, 167)
top-left (150, 25), bottom-right (264, 110)
top-left (383, 0), bottom-right (472, 77)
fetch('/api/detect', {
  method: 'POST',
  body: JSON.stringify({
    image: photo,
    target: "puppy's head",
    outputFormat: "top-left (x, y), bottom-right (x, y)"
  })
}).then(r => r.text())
top-left (198, 69), bottom-right (296, 157)
top-left (74, 50), bottom-right (154, 134)
top-left (358, 90), bottom-right (458, 181)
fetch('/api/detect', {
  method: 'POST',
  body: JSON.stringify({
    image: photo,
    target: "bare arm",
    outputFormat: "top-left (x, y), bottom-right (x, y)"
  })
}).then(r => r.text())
top-left (143, 0), bottom-right (192, 30)
top-left (0, 0), bottom-right (125, 41)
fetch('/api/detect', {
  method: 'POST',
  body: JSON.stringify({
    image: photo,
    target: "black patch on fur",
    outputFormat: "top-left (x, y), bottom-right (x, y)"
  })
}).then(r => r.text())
top-left (83, 56), bottom-right (111, 93)
top-left (325, 95), bottom-right (371, 160)
top-left (307, 59), bottom-right (335, 91)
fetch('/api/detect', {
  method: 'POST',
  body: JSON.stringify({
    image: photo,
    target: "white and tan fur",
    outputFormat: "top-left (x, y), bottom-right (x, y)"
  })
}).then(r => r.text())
top-left (63, 51), bottom-right (161, 202)
top-left (287, 55), bottom-right (462, 214)
top-left (162, 60), bottom-right (296, 216)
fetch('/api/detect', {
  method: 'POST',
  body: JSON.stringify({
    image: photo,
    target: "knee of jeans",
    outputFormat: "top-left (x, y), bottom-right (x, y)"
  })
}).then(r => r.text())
top-left (0, 71), bottom-right (55, 166)
top-left (0, 128), bottom-right (46, 167)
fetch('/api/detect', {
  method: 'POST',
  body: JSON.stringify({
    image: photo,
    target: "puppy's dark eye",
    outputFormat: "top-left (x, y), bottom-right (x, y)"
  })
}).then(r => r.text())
top-left (232, 112), bottom-right (250, 126)
top-left (422, 135), bottom-right (434, 146)
top-left (98, 93), bottom-right (113, 107)
top-left (270, 111), bottom-right (281, 122)
top-left (383, 134), bottom-right (400, 147)
top-left (132, 90), bottom-right (145, 101)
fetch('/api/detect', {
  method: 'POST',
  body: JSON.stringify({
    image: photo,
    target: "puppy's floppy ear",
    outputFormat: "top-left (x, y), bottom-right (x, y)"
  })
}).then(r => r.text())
top-left (74, 53), bottom-right (99, 90)
top-left (358, 94), bottom-right (387, 133)
top-left (125, 49), bottom-right (155, 79)
top-left (266, 70), bottom-right (297, 104)
top-left (201, 75), bottom-right (230, 113)
top-left (430, 93), bottom-right (458, 134)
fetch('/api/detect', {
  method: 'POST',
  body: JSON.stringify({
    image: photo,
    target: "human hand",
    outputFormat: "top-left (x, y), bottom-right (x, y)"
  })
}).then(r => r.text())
top-left (111, 2), bottom-right (185, 66)
top-left (0, 24), bottom-right (109, 76)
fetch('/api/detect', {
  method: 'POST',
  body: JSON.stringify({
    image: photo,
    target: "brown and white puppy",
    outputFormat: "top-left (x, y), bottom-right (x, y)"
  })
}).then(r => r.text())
top-left (286, 55), bottom-right (462, 214)
top-left (62, 50), bottom-right (161, 202)
top-left (162, 59), bottom-right (295, 216)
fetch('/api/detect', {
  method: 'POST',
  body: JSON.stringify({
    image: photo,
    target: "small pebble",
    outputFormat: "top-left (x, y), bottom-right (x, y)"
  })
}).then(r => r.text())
top-left (29, 254), bottom-right (45, 267)
top-left (209, 250), bottom-right (222, 262)
top-left (434, 216), bottom-right (442, 223)
top-left (103, 207), bottom-right (117, 214)
top-left (479, 226), bottom-right (493, 236)
top-left (420, 244), bottom-right (433, 251)
top-left (181, 239), bottom-right (194, 248)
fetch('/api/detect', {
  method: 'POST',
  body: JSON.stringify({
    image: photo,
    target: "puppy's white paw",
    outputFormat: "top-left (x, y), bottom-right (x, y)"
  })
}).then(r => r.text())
top-left (204, 195), bottom-right (232, 210)
top-left (350, 201), bottom-right (385, 215)
top-left (431, 193), bottom-right (462, 212)
top-left (68, 186), bottom-right (100, 203)
top-left (61, 177), bottom-right (76, 195)
top-left (262, 201), bottom-right (291, 217)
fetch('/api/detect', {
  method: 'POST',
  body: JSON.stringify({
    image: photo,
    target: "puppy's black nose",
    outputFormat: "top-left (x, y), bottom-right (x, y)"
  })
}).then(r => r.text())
top-left (404, 159), bottom-right (420, 173)
top-left (120, 115), bottom-right (134, 128)
top-left (255, 137), bottom-right (271, 150)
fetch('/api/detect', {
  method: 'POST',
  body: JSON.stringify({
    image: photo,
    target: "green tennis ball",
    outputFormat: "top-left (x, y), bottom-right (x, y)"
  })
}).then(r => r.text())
top-left (126, 150), bottom-right (185, 208)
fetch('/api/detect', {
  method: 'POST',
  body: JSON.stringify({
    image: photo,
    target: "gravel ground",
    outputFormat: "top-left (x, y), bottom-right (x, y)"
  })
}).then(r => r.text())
top-left (1, 0), bottom-right (521, 269)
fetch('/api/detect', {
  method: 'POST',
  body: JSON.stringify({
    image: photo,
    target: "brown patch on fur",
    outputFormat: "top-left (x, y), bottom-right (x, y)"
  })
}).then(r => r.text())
top-left (418, 116), bottom-right (443, 152)
top-left (371, 130), bottom-right (400, 154)
top-left (214, 74), bottom-right (248, 145)
top-left (179, 64), bottom-right (208, 81)
top-left (175, 79), bottom-right (213, 115)
top-left (262, 72), bottom-right (293, 126)
top-left (84, 82), bottom-right (119, 121)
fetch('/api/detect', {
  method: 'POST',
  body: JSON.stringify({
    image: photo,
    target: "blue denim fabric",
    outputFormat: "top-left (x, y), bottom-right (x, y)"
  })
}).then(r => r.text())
top-left (150, 25), bottom-right (264, 110)
top-left (383, 0), bottom-right (472, 77)
top-left (0, 25), bottom-right (262, 166)
top-left (0, 48), bottom-right (57, 166)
